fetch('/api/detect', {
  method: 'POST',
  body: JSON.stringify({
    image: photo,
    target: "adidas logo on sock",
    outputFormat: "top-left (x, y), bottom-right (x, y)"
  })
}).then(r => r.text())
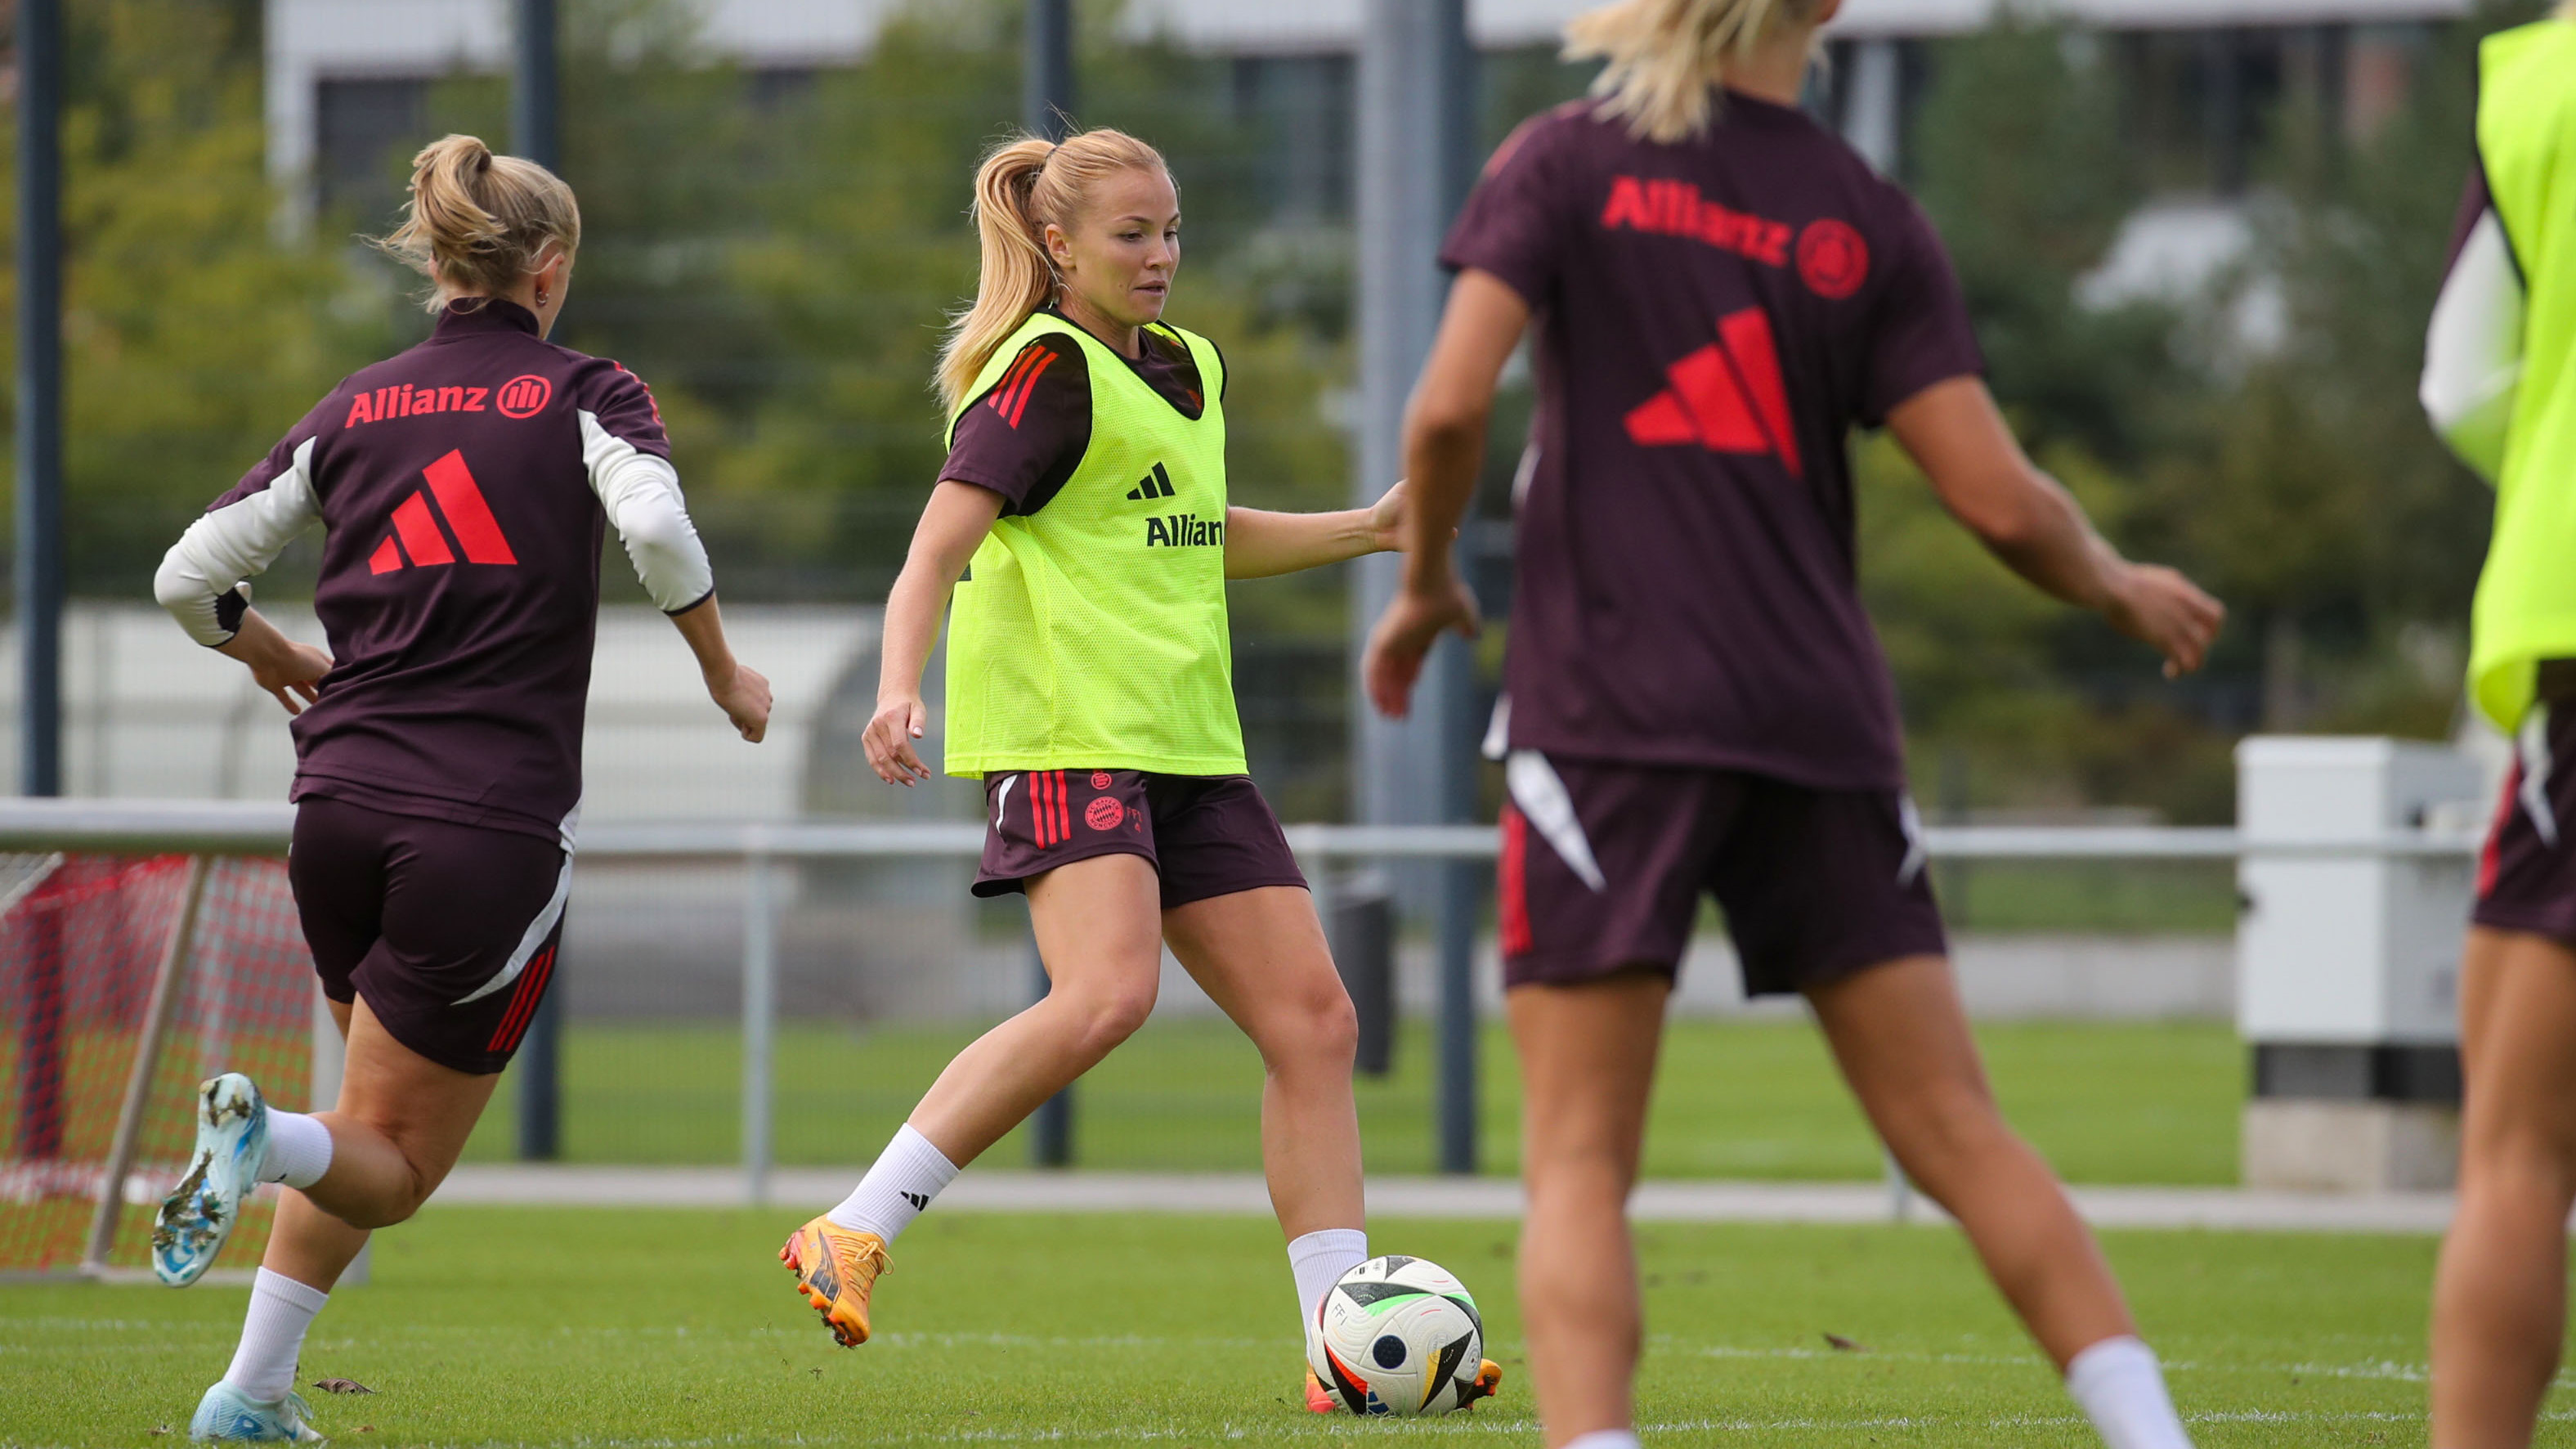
top-left (1126, 462), bottom-right (1176, 500)
top-left (901, 1191), bottom-right (929, 1210)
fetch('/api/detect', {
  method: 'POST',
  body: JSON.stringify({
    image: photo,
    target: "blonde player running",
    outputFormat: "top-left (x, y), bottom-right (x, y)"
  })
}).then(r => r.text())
top-left (777, 125), bottom-right (1499, 1411)
top-left (1367, 2), bottom-right (2224, 1447)
top-left (148, 136), bottom-right (768, 1442)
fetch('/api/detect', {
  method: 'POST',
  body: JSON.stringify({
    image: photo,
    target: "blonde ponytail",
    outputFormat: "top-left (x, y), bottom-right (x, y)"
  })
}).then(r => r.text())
top-left (937, 127), bottom-right (1174, 412)
top-left (1564, 0), bottom-right (1829, 144)
top-left (374, 134), bottom-right (581, 310)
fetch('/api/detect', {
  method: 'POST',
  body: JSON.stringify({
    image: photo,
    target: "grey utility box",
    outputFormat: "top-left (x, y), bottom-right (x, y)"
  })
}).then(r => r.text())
top-left (2236, 736), bottom-right (2484, 1191)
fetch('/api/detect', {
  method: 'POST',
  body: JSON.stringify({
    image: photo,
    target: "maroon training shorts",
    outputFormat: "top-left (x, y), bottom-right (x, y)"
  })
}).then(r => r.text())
top-left (289, 794), bottom-right (570, 1076)
top-left (2476, 699), bottom-right (2576, 946)
top-left (1498, 755), bottom-right (1947, 995)
top-left (973, 769), bottom-right (1308, 909)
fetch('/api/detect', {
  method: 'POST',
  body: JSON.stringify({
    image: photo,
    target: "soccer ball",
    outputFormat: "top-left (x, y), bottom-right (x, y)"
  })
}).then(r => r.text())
top-left (1306, 1254), bottom-right (1485, 1416)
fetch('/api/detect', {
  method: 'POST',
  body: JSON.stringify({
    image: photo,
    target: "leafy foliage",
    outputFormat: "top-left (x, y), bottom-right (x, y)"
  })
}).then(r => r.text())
top-left (0, 0), bottom-right (384, 598)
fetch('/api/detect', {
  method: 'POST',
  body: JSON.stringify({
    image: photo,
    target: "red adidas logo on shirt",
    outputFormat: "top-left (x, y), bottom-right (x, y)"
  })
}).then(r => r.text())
top-left (368, 450), bottom-right (520, 573)
top-left (1624, 307), bottom-right (1803, 480)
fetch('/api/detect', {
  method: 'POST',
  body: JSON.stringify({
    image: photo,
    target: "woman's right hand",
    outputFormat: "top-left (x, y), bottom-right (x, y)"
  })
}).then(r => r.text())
top-left (2103, 562), bottom-right (2225, 679)
top-left (250, 641), bottom-right (334, 716)
top-left (708, 662), bottom-right (773, 742)
top-left (864, 693), bottom-right (934, 786)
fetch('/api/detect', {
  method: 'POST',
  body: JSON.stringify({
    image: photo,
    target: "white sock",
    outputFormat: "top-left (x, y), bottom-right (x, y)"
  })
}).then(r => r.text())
top-left (222, 1268), bottom-right (329, 1403)
top-left (1287, 1228), bottom-right (1369, 1334)
top-left (826, 1124), bottom-right (959, 1244)
top-left (258, 1110), bottom-right (334, 1190)
top-left (1561, 1432), bottom-right (1642, 1449)
top-left (2065, 1335), bottom-right (2193, 1449)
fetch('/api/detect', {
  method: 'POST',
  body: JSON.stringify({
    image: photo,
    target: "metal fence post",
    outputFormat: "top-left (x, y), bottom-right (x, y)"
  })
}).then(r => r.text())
top-left (16, 0), bottom-right (62, 801)
top-left (508, 0), bottom-right (565, 1163)
top-left (1435, 860), bottom-right (1479, 1174)
top-left (742, 850), bottom-right (777, 1205)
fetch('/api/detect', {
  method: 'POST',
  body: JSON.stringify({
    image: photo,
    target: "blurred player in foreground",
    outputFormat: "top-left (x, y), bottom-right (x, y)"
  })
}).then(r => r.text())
top-left (148, 134), bottom-right (770, 1442)
top-left (1363, 1), bottom-right (2225, 1446)
top-left (782, 123), bottom-right (1495, 1411)
top-left (2420, 8), bottom-right (2576, 1445)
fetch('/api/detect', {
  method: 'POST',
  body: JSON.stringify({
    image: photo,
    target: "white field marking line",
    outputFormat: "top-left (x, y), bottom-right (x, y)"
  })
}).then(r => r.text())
top-left (0, 1317), bottom-right (2494, 1386)
top-left (1686, 1340), bottom-right (2485, 1386)
top-left (916, 1406), bottom-right (2576, 1443)
top-left (14, 1420), bottom-right (2576, 1449)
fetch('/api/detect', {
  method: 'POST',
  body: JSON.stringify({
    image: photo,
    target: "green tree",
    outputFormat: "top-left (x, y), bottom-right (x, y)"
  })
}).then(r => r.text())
top-left (0, 0), bottom-right (382, 598)
top-left (2149, 2), bottom-right (2542, 732)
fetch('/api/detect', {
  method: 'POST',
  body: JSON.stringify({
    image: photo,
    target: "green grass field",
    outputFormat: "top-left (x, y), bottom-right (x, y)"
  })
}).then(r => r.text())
top-left (460, 1016), bottom-right (2247, 1184)
top-left (2, 1205), bottom-right (2560, 1447)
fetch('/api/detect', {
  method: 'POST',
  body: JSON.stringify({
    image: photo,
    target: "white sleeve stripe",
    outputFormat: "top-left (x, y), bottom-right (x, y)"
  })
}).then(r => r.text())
top-left (153, 437), bottom-right (321, 647)
top-left (2421, 209), bottom-right (2525, 482)
top-left (580, 408), bottom-right (715, 613)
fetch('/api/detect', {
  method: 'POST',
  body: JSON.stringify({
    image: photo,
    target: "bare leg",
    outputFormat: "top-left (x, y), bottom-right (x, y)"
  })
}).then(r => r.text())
top-left (1508, 973), bottom-right (1669, 1448)
top-left (263, 995), bottom-right (499, 1289)
top-left (905, 854), bottom-right (1164, 1165)
top-left (1807, 956), bottom-right (2135, 1368)
top-left (1162, 886), bottom-right (1363, 1240)
top-left (2431, 926), bottom-right (2576, 1447)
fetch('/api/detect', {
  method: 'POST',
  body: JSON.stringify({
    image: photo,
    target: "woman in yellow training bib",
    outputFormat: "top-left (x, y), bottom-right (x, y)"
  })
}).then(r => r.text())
top-left (777, 124), bottom-right (1500, 1413)
top-left (2420, 7), bottom-right (2576, 1444)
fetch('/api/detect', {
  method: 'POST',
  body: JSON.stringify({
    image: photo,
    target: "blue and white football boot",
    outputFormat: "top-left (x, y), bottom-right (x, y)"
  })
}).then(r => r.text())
top-left (154, 1073), bottom-right (271, 1287)
top-left (188, 1382), bottom-right (325, 1443)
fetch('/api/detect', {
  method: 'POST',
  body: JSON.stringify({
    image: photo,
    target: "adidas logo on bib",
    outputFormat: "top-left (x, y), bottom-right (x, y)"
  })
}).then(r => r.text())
top-left (1127, 462), bottom-right (1176, 500)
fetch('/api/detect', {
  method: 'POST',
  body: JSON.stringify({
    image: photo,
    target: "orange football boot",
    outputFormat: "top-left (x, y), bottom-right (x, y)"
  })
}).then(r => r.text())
top-left (1304, 1369), bottom-right (1337, 1413)
top-left (779, 1215), bottom-right (890, 1347)
top-left (1459, 1358), bottom-right (1503, 1409)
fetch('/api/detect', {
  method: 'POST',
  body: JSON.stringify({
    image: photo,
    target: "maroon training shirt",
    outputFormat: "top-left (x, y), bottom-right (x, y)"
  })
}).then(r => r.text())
top-left (939, 307), bottom-right (1215, 512)
top-left (1445, 93), bottom-right (1985, 791)
top-left (210, 300), bottom-right (675, 840)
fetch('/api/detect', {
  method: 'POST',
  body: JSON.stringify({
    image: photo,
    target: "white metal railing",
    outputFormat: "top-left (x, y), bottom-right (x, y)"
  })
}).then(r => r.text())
top-left (0, 797), bottom-right (2490, 861)
top-left (0, 797), bottom-right (2488, 1205)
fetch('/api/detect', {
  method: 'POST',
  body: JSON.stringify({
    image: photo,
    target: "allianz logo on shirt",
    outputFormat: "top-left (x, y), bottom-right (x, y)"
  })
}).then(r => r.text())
top-left (1128, 460), bottom-right (1223, 547)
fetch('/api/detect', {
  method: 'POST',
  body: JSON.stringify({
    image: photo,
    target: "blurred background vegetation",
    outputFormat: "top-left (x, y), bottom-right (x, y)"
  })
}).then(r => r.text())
top-left (0, 0), bottom-right (2544, 824)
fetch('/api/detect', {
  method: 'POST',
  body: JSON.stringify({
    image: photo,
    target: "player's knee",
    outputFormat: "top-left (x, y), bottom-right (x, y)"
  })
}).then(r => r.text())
top-left (1275, 988), bottom-right (1358, 1073)
top-left (1879, 1077), bottom-right (2009, 1172)
top-left (2462, 1118), bottom-right (2576, 1203)
top-left (1067, 978), bottom-right (1158, 1052)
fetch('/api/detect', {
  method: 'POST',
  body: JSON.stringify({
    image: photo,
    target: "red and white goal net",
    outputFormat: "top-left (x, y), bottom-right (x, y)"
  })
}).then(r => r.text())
top-left (1, 854), bottom-right (315, 1278)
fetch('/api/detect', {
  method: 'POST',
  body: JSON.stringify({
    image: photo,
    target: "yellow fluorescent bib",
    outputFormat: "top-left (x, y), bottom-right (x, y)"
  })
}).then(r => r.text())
top-left (941, 312), bottom-right (1245, 777)
top-left (2469, 19), bottom-right (2576, 731)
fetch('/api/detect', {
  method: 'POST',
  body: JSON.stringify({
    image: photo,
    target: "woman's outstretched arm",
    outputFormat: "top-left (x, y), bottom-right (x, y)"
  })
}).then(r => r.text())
top-left (864, 480), bottom-right (1006, 786)
top-left (1887, 375), bottom-right (2224, 677)
top-left (1221, 483), bottom-right (1412, 579)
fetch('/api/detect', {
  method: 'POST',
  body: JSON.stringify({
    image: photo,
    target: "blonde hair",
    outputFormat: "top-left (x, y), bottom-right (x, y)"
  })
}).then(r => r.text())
top-left (1564, 0), bottom-right (1830, 144)
top-left (373, 134), bottom-right (581, 311)
top-left (937, 128), bottom-right (1173, 411)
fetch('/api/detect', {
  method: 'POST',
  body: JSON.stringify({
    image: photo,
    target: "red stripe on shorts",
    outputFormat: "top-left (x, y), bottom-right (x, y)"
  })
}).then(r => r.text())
top-left (1498, 806), bottom-right (1531, 958)
top-left (488, 944), bottom-right (557, 1053)
top-left (2480, 762), bottom-right (2521, 899)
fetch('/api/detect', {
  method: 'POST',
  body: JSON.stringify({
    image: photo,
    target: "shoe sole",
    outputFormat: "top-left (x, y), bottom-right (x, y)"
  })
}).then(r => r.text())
top-left (155, 1075), bottom-right (266, 1288)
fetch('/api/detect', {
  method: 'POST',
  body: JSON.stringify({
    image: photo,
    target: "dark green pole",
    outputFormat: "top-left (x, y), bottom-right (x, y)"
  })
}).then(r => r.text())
top-left (513, 0), bottom-right (565, 1163)
top-left (1025, 0), bottom-right (1076, 1169)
